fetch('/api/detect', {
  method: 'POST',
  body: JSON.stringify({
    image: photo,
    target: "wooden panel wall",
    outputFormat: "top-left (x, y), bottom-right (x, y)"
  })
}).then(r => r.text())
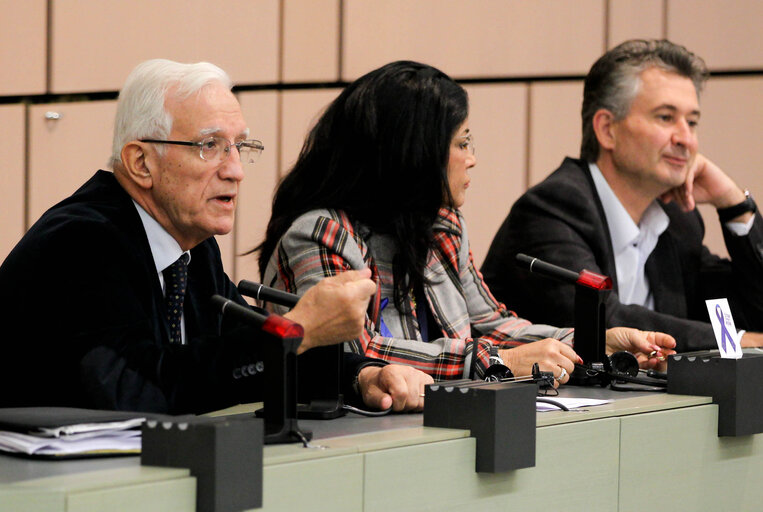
top-left (1, 0), bottom-right (761, 279)
top-left (27, 101), bottom-right (117, 225)
top-left (0, 106), bottom-right (25, 261)
top-left (667, 0), bottom-right (763, 70)
top-left (0, 0), bottom-right (46, 95)
top-left (49, 0), bottom-right (279, 93)
top-left (460, 84), bottom-right (527, 264)
top-left (342, 0), bottom-right (605, 79)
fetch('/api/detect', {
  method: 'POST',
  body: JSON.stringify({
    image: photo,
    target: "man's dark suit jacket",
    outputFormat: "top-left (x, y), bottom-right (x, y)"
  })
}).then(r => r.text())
top-left (0, 171), bottom-right (365, 414)
top-left (481, 157), bottom-right (763, 352)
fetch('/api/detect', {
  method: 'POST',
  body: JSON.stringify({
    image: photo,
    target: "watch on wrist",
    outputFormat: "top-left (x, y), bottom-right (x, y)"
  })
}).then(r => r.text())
top-left (717, 190), bottom-right (756, 223)
top-left (488, 346), bottom-right (504, 366)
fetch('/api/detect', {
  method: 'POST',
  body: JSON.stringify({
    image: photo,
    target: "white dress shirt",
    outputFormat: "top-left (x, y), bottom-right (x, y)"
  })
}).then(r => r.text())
top-left (133, 201), bottom-right (191, 344)
top-left (589, 163), bottom-right (668, 308)
top-left (589, 163), bottom-right (754, 310)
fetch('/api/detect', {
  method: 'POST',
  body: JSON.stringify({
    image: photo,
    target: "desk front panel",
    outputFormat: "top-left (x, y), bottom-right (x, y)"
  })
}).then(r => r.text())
top-left (362, 418), bottom-right (620, 512)
top-left (619, 404), bottom-right (763, 512)
top-left (263, 453), bottom-right (363, 511)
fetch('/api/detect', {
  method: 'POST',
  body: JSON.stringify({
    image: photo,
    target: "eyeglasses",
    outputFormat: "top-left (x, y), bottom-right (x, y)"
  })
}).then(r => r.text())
top-left (458, 134), bottom-right (475, 155)
top-left (140, 136), bottom-right (264, 165)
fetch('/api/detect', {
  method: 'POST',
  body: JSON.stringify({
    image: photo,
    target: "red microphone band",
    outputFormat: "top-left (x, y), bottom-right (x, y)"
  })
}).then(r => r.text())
top-left (576, 269), bottom-right (612, 290)
top-left (262, 315), bottom-right (305, 339)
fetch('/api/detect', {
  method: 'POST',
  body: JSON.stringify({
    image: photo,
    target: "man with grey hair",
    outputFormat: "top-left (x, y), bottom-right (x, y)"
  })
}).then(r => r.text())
top-left (482, 39), bottom-right (763, 353)
top-left (0, 58), bottom-right (431, 413)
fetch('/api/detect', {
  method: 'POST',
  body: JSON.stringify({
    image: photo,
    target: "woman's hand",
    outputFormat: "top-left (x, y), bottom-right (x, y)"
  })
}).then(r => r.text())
top-left (498, 339), bottom-right (582, 387)
top-left (605, 327), bottom-right (677, 372)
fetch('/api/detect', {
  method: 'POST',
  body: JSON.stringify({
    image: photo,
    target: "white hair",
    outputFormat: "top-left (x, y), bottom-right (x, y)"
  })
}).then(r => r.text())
top-left (109, 59), bottom-right (233, 169)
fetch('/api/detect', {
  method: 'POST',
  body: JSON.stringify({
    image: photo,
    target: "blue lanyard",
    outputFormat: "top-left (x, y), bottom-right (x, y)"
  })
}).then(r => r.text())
top-left (378, 298), bottom-right (394, 338)
top-left (379, 295), bottom-right (431, 341)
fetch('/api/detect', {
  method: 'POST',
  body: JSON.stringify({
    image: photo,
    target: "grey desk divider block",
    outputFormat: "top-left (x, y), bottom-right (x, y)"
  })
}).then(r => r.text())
top-left (141, 414), bottom-right (263, 512)
top-left (423, 380), bottom-right (536, 472)
top-left (667, 352), bottom-right (763, 436)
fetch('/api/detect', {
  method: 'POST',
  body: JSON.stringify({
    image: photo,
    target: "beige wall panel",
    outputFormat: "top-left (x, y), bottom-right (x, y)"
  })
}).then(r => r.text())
top-left (50, 0), bottom-right (279, 93)
top-left (28, 101), bottom-right (117, 225)
top-left (0, 105), bottom-right (26, 261)
top-left (280, 88), bottom-right (341, 175)
top-left (215, 232), bottom-right (236, 280)
top-left (461, 84), bottom-right (527, 267)
top-left (607, 0), bottom-right (663, 47)
top-left (342, 0), bottom-right (605, 80)
top-left (695, 76), bottom-right (763, 258)
top-left (235, 91), bottom-right (279, 284)
top-left (282, 0), bottom-right (340, 82)
top-left (528, 80), bottom-right (583, 186)
top-left (667, 0), bottom-right (763, 70)
top-left (0, 0), bottom-right (46, 95)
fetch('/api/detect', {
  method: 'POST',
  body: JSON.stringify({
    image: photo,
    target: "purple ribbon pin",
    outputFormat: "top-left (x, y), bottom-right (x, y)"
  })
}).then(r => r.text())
top-left (715, 304), bottom-right (736, 352)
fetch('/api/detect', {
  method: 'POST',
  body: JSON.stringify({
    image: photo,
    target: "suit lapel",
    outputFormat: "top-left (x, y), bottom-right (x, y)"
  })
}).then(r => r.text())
top-left (578, 161), bottom-right (621, 292)
top-left (645, 232), bottom-right (688, 318)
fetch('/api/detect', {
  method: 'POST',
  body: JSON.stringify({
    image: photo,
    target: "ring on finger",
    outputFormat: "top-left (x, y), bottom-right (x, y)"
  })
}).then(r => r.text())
top-left (556, 367), bottom-right (568, 382)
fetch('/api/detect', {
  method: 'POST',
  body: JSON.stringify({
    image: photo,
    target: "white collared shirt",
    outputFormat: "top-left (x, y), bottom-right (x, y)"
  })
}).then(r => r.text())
top-left (589, 163), bottom-right (669, 308)
top-left (589, 163), bottom-right (754, 309)
top-left (133, 201), bottom-right (191, 344)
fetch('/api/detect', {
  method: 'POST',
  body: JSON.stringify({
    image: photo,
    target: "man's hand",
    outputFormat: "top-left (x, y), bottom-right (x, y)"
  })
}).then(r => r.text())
top-left (284, 268), bottom-right (376, 354)
top-left (498, 338), bottom-right (582, 388)
top-left (661, 154), bottom-right (749, 218)
top-left (605, 327), bottom-right (677, 371)
top-left (741, 332), bottom-right (763, 348)
top-left (357, 364), bottom-right (433, 412)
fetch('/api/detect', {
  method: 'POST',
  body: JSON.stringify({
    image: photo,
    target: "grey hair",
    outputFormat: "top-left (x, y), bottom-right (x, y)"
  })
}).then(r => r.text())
top-left (580, 39), bottom-right (709, 162)
top-left (109, 59), bottom-right (233, 169)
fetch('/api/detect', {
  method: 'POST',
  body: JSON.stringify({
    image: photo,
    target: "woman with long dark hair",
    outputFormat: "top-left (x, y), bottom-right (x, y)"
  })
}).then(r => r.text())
top-left (257, 61), bottom-right (674, 383)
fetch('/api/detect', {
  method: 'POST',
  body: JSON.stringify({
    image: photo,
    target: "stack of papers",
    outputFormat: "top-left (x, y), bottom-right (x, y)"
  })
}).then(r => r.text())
top-left (0, 408), bottom-right (147, 458)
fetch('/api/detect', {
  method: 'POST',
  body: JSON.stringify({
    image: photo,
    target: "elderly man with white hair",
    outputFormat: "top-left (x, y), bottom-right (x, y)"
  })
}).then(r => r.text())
top-left (0, 59), bottom-right (431, 414)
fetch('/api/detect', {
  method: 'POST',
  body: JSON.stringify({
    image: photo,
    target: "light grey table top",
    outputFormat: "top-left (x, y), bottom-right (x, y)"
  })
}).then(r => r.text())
top-left (0, 386), bottom-right (711, 484)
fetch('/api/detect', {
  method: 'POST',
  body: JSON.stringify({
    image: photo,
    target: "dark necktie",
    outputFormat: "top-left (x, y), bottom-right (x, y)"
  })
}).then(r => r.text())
top-left (163, 254), bottom-right (189, 344)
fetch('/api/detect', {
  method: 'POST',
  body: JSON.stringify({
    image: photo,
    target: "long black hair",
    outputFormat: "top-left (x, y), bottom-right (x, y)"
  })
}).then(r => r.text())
top-left (257, 60), bottom-right (468, 309)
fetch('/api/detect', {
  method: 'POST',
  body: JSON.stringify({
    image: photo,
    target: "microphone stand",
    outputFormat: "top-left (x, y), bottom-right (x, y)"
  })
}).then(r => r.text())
top-left (515, 254), bottom-right (613, 386)
top-left (211, 295), bottom-right (311, 444)
top-left (238, 280), bottom-right (347, 419)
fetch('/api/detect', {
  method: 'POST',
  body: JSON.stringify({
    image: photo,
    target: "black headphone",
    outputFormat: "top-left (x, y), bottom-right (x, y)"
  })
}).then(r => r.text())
top-left (572, 351), bottom-right (667, 390)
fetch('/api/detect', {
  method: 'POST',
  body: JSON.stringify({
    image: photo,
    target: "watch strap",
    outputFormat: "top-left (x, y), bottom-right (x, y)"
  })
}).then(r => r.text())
top-left (718, 190), bottom-right (756, 223)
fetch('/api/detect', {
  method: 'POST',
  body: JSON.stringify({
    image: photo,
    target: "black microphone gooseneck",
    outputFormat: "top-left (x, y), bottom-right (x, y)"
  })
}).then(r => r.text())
top-left (515, 253), bottom-right (612, 290)
top-left (210, 295), bottom-right (268, 327)
top-left (238, 280), bottom-right (299, 308)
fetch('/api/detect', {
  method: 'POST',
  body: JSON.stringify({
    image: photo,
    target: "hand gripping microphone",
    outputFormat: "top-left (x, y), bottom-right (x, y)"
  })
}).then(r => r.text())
top-left (238, 280), bottom-right (299, 308)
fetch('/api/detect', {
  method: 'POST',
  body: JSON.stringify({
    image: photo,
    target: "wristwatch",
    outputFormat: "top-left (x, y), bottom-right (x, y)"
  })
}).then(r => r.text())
top-left (717, 190), bottom-right (757, 223)
top-left (488, 346), bottom-right (504, 367)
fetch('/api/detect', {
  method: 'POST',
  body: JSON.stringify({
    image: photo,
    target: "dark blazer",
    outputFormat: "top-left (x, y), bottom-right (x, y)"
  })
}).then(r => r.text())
top-left (481, 157), bottom-right (763, 352)
top-left (0, 171), bottom-right (266, 413)
top-left (0, 171), bottom-right (370, 414)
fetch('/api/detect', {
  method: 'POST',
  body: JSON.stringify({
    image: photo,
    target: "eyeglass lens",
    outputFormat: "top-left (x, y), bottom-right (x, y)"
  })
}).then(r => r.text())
top-left (200, 137), bottom-right (262, 164)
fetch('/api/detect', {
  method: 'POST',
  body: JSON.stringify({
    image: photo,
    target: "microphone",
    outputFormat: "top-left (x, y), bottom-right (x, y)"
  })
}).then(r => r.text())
top-left (515, 253), bottom-right (611, 378)
top-left (515, 253), bottom-right (612, 290)
top-left (211, 295), bottom-right (303, 339)
top-left (238, 280), bottom-right (299, 308)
